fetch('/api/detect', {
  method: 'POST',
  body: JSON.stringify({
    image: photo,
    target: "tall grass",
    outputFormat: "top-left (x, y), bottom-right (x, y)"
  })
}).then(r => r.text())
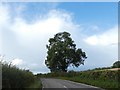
top-left (1, 61), bottom-right (41, 89)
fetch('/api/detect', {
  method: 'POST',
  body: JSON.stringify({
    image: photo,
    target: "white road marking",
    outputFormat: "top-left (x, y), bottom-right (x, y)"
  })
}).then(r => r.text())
top-left (42, 87), bottom-right (44, 90)
top-left (64, 85), bottom-right (67, 88)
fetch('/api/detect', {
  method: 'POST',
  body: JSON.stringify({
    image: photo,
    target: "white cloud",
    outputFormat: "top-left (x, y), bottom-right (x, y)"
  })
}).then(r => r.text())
top-left (81, 26), bottom-right (118, 69)
top-left (11, 58), bottom-right (23, 65)
top-left (84, 26), bottom-right (118, 46)
top-left (0, 4), bottom-right (10, 25)
top-left (0, 4), bottom-right (10, 52)
top-left (10, 9), bottom-right (77, 48)
top-left (12, 16), bottom-right (61, 38)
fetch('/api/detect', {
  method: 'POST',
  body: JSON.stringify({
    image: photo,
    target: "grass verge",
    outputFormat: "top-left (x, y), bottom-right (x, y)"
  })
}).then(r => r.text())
top-left (59, 77), bottom-right (119, 90)
top-left (28, 78), bottom-right (42, 89)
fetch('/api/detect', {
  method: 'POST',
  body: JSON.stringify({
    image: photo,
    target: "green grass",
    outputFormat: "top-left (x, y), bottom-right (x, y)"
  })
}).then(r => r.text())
top-left (58, 70), bottom-right (119, 90)
top-left (59, 77), bottom-right (119, 89)
top-left (28, 78), bottom-right (42, 89)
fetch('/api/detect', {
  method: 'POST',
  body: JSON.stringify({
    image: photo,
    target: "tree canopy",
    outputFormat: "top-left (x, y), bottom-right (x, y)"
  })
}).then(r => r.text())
top-left (112, 61), bottom-right (120, 68)
top-left (45, 32), bottom-right (87, 72)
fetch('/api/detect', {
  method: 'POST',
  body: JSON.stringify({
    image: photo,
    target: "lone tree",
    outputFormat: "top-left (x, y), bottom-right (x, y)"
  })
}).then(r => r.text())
top-left (45, 32), bottom-right (87, 72)
top-left (112, 61), bottom-right (120, 68)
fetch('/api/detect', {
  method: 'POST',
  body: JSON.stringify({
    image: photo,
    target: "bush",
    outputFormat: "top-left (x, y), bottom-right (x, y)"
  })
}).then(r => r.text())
top-left (112, 61), bottom-right (120, 68)
top-left (2, 61), bottom-right (36, 89)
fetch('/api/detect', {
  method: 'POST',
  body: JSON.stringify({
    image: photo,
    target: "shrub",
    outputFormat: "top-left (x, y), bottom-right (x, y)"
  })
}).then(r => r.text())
top-left (2, 61), bottom-right (36, 89)
top-left (112, 61), bottom-right (120, 68)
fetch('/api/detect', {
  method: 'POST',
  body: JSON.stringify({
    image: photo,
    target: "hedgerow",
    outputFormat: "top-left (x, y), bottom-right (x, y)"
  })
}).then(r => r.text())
top-left (37, 69), bottom-right (119, 89)
top-left (2, 61), bottom-right (37, 89)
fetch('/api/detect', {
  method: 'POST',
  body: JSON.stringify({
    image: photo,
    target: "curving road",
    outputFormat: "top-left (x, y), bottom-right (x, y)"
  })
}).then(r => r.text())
top-left (41, 78), bottom-right (103, 90)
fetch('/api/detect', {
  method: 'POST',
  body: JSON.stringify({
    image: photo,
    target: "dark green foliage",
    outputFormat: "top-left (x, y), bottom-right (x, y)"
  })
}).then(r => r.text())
top-left (45, 32), bottom-right (87, 72)
top-left (2, 61), bottom-right (37, 89)
top-left (112, 61), bottom-right (120, 68)
top-left (93, 67), bottom-right (112, 70)
top-left (28, 77), bottom-right (42, 89)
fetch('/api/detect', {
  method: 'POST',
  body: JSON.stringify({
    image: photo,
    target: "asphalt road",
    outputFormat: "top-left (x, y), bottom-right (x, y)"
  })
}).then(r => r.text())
top-left (41, 78), bottom-right (103, 90)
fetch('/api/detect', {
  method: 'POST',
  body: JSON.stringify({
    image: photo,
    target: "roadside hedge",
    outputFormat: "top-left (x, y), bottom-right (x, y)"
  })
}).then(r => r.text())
top-left (2, 61), bottom-right (36, 89)
top-left (37, 69), bottom-right (119, 89)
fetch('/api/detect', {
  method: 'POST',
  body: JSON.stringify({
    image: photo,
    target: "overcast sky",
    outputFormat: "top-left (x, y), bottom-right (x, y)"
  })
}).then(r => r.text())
top-left (0, 2), bottom-right (118, 74)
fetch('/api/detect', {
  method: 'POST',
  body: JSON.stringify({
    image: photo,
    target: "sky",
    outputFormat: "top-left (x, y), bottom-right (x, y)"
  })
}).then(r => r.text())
top-left (0, 2), bottom-right (118, 74)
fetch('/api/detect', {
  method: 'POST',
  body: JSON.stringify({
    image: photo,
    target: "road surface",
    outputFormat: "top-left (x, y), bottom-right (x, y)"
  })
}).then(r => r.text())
top-left (41, 78), bottom-right (103, 90)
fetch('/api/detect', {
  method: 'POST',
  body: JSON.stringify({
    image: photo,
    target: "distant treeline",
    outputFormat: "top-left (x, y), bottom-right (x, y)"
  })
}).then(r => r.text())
top-left (1, 61), bottom-right (38, 89)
